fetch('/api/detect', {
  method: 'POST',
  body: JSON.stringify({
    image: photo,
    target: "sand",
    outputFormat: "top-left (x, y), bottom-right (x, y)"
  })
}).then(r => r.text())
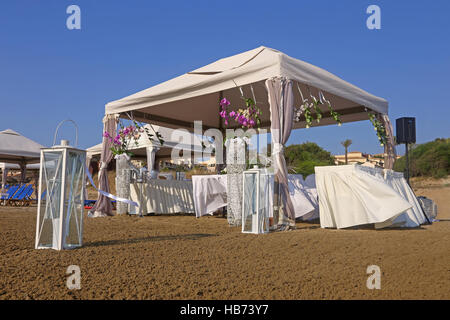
top-left (0, 194), bottom-right (449, 299)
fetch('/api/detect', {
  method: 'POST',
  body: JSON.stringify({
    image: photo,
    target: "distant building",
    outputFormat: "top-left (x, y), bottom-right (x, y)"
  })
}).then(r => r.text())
top-left (197, 156), bottom-right (217, 173)
top-left (334, 151), bottom-right (387, 168)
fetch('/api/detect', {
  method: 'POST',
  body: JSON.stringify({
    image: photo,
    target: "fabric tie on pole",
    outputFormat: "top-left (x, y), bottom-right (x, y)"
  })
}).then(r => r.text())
top-left (85, 164), bottom-right (139, 210)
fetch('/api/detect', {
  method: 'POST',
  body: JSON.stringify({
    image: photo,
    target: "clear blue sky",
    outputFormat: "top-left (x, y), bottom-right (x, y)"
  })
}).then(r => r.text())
top-left (1, 0), bottom-right (449, 155)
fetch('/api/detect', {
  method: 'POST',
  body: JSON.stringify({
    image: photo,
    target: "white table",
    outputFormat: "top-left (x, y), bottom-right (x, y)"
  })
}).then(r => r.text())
top-left (129, 179), bottom-right (195, 215)
top-left (192, 174), bottom-right (319, 220)
top-left (192, 175), bottom-right (228, 217)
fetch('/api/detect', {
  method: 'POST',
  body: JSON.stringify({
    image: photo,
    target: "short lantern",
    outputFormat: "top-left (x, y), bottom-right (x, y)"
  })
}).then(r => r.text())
top-left (241, 167), bottom-right (273, 234)
top-left (35, 138), bottom-right (86, 250)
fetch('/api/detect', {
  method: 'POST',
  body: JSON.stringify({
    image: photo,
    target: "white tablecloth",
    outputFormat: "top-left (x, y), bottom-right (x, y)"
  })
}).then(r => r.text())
top-left (129, 179), bottom-right (195, 215)
top-left (192, 174), bottom-right (318, 220)
top-left (192, 175), bottom-right (228, 217)
top-left (359, 167), bottom-right (427, 228)
top-left (315, 165), bottom-right (413, 229)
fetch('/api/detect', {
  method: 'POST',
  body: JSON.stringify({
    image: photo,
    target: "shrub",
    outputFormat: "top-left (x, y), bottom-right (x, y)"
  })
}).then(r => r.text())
top-left (284, 142), bottom-right (335, 178)
top-left (393, 138), bottom-right (449, 178)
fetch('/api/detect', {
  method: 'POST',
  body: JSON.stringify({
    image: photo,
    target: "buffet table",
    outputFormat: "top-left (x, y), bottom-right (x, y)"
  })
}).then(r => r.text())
top-left (129, 165), bottom-right (426, 230)
top-left (129, 179), bottom-right (195, 215)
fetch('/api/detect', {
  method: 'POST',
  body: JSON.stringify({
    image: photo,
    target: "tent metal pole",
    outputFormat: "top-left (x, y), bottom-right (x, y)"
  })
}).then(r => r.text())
top-left (405, 142), bottom-right (410, 185)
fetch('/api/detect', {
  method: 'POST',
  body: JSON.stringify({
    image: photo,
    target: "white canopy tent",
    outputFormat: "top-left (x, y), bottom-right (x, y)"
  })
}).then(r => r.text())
top-left (95, 46), bottom-right (395, 222)
top-left (0, 162), bottom-right (40, 170)
top-left (0, 129), bottom-right (44, 187)
top-left (105, 46), bottom-right (387, 128)
top-left (0, 129), bottom-right (43, 164)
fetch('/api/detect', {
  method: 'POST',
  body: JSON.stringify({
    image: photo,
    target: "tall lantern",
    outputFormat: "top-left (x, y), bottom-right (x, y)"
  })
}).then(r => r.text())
top-left (241, 167), bottom-right (273, 234)
top-left (35, 121), bottom-right (86, 250)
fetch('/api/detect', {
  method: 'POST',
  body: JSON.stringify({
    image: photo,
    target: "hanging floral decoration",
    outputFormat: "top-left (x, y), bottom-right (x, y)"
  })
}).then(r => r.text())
top-left (103, 124), bottom-right (142, 156)
top-left (219, 97), bottom-right (262, 129)
top-left (294, 87), bottom-right (342, 128)
top-left (367, 110), bottom-right (388, 147)
top-left (104, 120), bottom-right (164, 156)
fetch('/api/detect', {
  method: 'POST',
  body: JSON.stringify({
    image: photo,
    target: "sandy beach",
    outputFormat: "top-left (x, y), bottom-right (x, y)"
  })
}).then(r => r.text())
top-left (1, 180), bottom-right (449, 300)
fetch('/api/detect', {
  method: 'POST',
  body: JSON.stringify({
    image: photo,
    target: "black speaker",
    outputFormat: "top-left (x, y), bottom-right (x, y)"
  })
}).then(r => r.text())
top-left (396, 117), bottom-right (416, 144)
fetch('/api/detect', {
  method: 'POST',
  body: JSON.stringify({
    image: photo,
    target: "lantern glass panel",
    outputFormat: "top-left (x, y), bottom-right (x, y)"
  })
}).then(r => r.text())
top-left (37, 150), bottom-right (64, 249)
top-left (258, 173), bottom-right (270, 232)
top-left (242, 172), bottom-right (258, 233)
top-left (63, 150), bottom-right (85, 248)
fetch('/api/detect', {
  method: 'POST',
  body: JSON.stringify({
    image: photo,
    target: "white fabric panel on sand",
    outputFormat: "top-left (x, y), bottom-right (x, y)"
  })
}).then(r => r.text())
top-left (129, 179), bottom-right (194, 215)
top-left (356, 166), bottom-right (424, 228)
top-left (375, 170), bottom-right (426, 228)
top-left (315, 165), bottom-right (412, 229)
top-left (287, 175), bottom-right (318, 220)
top-left (192, 175), bottom-right (228, 217)
top-left (300, 173), bottom-right (319, 221)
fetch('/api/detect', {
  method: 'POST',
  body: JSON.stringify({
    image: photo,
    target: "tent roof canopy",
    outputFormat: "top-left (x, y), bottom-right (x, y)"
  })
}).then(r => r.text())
top-left (105, 46), bottom-right (388, 131)
top-left (0, 129), bottom-right (44, 164)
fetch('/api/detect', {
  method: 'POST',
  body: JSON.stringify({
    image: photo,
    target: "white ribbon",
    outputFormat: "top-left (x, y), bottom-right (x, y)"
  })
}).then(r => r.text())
top-left (85, 165), bottom-right (138, 208)
top-left (100, 161), bottom-right (108, 170)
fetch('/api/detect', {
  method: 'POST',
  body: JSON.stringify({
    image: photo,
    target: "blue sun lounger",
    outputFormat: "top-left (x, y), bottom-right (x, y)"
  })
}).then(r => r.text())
top-left (7, 184), bottom-right (31, 206)
top-left (1, 184), bottom-right (20, 204)
top-left (20, 186), bottom-right (35, 206)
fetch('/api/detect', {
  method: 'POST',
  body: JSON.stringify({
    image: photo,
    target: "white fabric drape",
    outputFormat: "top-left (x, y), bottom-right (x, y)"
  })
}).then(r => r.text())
top-left (266, 77), bottom-right (296, 224)
top-left (89, 114), bottom-right (119, 216)
top-left (146, 146), bottom-right (159, 172)
top-left (375, 169), bottom-right (427, 228)
top-left (288, 174), bottom-right (319, 221)
top-left (129, 179), bottom-right (195, 215)
top-left (193, 174), bottom-right (312, 220)
top-left (315, 165), bottom-right (412, 229)
top-left (192, 175), bottom-right (228, 217)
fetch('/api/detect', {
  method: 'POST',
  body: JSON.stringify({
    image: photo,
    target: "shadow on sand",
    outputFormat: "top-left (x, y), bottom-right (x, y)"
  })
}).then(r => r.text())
top-left (85, 233), bottom-right (217, 248)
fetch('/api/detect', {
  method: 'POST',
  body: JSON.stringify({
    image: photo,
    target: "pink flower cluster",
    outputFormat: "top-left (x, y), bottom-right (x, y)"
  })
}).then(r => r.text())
top-left (103, 125), bottom-right (143, 147)
top-left (219, 98), bottom-right (259, 128)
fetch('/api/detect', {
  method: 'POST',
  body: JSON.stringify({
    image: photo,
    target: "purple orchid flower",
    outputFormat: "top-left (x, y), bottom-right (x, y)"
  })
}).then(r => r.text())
top-left (220, 98), bottom-right (230, 106)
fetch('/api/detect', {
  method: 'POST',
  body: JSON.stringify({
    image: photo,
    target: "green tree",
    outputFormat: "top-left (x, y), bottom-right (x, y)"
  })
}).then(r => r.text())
top-left (393, 138), bottom-right (450, 178)
top-left (340, 139), bottom-right (353, 164)
top-left (284, 142), bottom-right (335, 178)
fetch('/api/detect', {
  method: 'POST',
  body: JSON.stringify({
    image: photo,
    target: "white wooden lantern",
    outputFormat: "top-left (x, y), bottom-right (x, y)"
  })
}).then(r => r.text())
top-left (35, 139), bottom-right (86, 250)
top-left (241, 167), bottom-right (273, 234)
